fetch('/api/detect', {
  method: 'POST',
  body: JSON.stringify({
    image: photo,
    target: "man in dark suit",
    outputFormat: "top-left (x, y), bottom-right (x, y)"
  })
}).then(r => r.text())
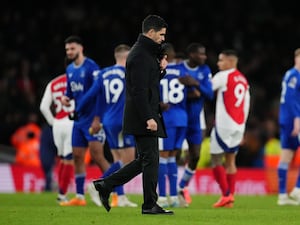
top-left (91, 15), bottom-right (173, 215)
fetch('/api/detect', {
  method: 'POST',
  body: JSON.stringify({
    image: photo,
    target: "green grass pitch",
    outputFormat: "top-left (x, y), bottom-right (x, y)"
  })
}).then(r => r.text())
top-left (1, 193), bottom-right (299, 225)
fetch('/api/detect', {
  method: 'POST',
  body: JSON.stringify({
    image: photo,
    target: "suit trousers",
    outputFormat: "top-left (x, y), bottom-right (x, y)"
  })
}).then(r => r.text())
top-left (103, 135), bottom-right (159, 209)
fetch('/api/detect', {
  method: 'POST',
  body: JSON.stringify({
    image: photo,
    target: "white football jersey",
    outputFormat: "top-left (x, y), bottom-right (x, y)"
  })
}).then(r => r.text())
top-left (212, 68), bottom-right (250, 132)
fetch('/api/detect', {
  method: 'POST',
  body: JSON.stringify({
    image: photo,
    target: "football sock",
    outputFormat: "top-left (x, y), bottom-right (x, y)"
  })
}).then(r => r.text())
top-left (114, 185), bottom-right (124, 196)
top-left (60, 163), bottom-right (74, 194)
top-left (295, 168), bottom-right (300, 188)
top-left (167, 156), bottom-right (178, 196)
top-left (213, 165), bottom-right (229, 196)
top-left (101, 160), bottom-right (122, 178)
top-left (75, 173), bottom-right (85, 195)
top-left (227, 173), bottom-right (236, 195)
top-left (179, 166), bottom-right (194, 189)
top-left (278, 162), bottom-right (288, 193)
top-left (158, 157), bottom-right (168, 197)
top-left (57, 161), bottom-right (64, 194)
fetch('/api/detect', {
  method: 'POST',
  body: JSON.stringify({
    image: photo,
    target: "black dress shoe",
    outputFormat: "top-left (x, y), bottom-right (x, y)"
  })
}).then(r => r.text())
top-left (93, 179), bottom-right (111, 212)
top-left (142, 204), bottom-right (174, 215)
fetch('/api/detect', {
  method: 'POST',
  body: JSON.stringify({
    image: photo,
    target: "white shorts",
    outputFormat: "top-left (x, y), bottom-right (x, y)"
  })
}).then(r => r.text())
top-left (52, 117), bottom-right (73, 157)
top-left (210, 127), bottom-right (244, 154)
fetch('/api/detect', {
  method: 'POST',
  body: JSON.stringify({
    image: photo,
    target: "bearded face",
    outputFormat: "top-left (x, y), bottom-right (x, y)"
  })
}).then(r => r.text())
top-left (65, 42), bottom-right (82, 62)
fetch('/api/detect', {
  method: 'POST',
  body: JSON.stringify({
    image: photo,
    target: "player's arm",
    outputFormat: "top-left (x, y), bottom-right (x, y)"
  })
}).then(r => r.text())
top-left (40, 82), bottom-right (54, 126)
top-left (177, 74), bottom-right (201, 99)
top-left (178, 74), bottom-right (199, 87)
top-left (89, 94), bottom-right (105, 134)
top-left (198, 73), bottom-right (214, 100)
top-left (244, 88), bottom-right (251, 121)
top-left (76, 77), bottom-right (102, 114)
top-left (291, 87), bottom-right (300, 136)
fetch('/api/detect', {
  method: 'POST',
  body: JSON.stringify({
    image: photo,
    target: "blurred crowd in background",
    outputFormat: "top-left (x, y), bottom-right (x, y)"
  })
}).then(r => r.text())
top-left (1, 0), bottom-right (300, 168)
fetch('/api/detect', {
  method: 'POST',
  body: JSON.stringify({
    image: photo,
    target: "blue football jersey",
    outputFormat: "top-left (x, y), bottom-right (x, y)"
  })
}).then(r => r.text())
top-left (279, 67), bottom-right (300, 125)
top-left (65, 57), bottom-right (100, 124)
top-left (179, 60), bottom-right (214, 126)
top-left (98, 65), bottom-right (126, 126)
top-left (160, 63), bottom-right (188, 127)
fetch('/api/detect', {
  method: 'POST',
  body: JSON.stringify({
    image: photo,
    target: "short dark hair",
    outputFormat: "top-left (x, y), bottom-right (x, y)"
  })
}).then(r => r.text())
top-left (142, 15), bottom-right (168, 33)
top-left (186, 43), bottom-right (204, 54)
top-left (221, 49), bottom-right (238, 58)
top-left (64, 35), bottom-right (83, 45)
top-left (161, 42), bottom-right (175, 58)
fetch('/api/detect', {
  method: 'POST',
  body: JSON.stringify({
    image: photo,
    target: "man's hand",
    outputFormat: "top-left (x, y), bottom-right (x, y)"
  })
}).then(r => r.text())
top-left (160, 102), bottom-right (170, 112)
top-left (89, 116), bottom-right (102, 135)
top-left (61, 95), bottom-right (71, 107)
top-left (146, 119), bottom-right (157, 131)
top-left (291, 118), bottom-right (300, 136)
top-left (187, 89), bottom-right (201, 99)
top-left (178, 75), bottom-right (199, 87)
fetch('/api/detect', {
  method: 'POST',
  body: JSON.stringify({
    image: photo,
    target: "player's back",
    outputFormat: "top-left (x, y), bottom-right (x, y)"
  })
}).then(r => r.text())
top-left (101, 65), bottom-right (126, 126)
top-left (160, 63), bottom-right (187, 127)
top-left (50, 74), bottom-right (74, 119)
top-left (214, 68), bottom-right (249, 130)
top-left (279, 68), bottom-right (300, 125)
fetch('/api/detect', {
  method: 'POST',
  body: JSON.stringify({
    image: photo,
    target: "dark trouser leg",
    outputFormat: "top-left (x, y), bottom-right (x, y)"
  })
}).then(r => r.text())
top-left (136, 136), bottom-right (159, 209)
top-left (104, 135), bottom-right (159, 209)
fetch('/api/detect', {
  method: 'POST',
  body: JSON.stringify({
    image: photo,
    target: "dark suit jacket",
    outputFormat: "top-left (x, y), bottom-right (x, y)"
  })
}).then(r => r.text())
top-left (122, 34), bottom-right (167, 138)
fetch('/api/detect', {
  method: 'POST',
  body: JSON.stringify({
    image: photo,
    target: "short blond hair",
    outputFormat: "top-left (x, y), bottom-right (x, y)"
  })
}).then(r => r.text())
top-left (294, 48), bottom-right (300, 57)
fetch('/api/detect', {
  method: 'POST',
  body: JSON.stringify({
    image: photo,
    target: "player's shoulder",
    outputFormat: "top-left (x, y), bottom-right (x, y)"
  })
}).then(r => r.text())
top-left (49, 73), bottom-right (66, 85)
top-left (213, 70), bottom-right (227, 78)
top-left (84, 57), bottom-right (100, 69)
top-left (199, 64), bottom-right (211, 73)
top-left (101, 65), bottom-right (125, 78)
top-left (165, 63), bottom-right (182, 77)
top-left (166, 62), bottom-right (181, 70)
top-left (286, 67), bottom-right (300, 77)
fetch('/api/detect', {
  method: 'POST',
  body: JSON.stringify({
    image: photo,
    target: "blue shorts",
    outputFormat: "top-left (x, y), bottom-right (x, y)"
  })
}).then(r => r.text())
top-left (280, 124), bottom-right (299, 150)
top-left (104, 125), bottom-right (135, 149)
top-left (186, 123), bottom-right (202, 145)
top-left (159, 126), bottom-right (186, 151)
top-left (72, 121), bottom-right (106, 147)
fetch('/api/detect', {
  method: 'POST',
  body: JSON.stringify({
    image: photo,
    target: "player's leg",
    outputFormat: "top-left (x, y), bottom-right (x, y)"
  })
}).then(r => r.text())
top-left (225, 152), bottom-right (236, 192)
top-left (277, 124), bottom-right (299, 205)
top-left (277, 149), bottom-right (298, 205)
top-left (108, 149), bottom-right (124, 207)
top-left (167, 150), bottom-right (179, 207)
top-left (178, 126), bottom-right (201, 188)
top-left (114, 134), bottom-right (137, 207)
top-left (61, 124), bottom-right (87, 206)
top-left (121, 146), bottom-right (136, 165)
top-left (157, 148), bottom-right (170, 208)
top-left (290, 148), bottom-right (300, 202)
top-left (168, 127), bottom-right (186, 207)
top-left (88, 127), bottom-right (110, 172)
top-left (39, 125), bottom-right (57, 192)
top-left (110, 147), bottom-right (137, 207)
top-left (53, 119), bottom-right (74, 203)
top-left (157, 127), bottom-right (177, 207)
top-left (210, 127), bottom-right (232, 208)
top-left (223, 152), bottom-right (237, 207)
